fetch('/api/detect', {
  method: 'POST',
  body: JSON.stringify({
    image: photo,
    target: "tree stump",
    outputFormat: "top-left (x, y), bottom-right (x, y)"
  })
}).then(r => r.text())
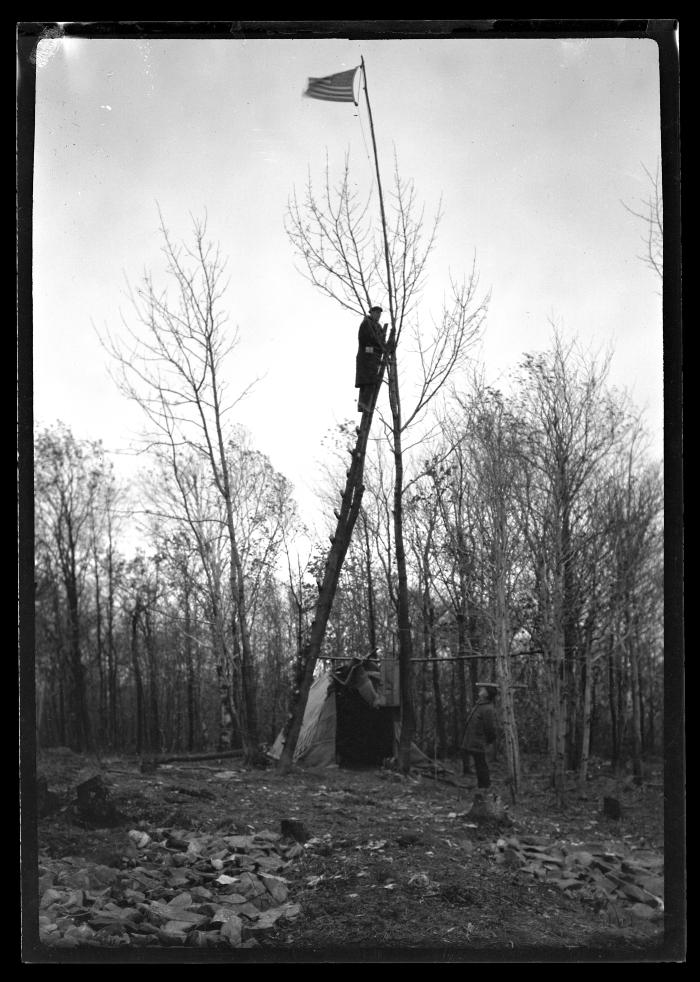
top-left (467, 792), bottom-right (512, 828)
top-left (603, 796), bottom-right (623, 820)
top-left (75, 773), bottom-right (121, 826)
top-left (280, 819), bottom-right (309, 843)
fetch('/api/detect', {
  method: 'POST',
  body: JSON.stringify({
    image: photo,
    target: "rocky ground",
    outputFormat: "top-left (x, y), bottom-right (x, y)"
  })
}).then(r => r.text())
top-left (25, 748), bottom-right (673, 961)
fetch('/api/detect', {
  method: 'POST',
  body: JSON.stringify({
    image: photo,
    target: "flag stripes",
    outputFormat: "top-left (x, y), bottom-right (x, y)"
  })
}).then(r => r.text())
top-left (305, 67), bottom-right (359, 104)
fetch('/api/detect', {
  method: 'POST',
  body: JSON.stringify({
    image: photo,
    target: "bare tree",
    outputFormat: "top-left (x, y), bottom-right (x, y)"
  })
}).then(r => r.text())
top-left (35, 424), bottom-right (111, 752)
top-left (445, 382), bottom-right (526, 795)
top-left (286, 155), bottom-right (487, 770)
top-left (514, 331), bottom-right (632, 802)
top-left (622, 160), bottom-right (663, 286)
top-left (101, 214), bottom-right (263, 763)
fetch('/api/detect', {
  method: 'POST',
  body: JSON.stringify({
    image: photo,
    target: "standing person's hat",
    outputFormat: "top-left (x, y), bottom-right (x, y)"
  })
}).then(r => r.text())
top-left (369, 305), bottom-right (383, 313)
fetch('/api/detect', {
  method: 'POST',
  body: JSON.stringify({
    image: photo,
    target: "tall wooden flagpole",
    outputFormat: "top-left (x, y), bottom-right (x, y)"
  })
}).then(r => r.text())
top-left (360, 57), bottom-right (418, 771)
top-left (276, 59), bottom-right (406, 774)
top-left (360, 57), bottom-right (395, 334)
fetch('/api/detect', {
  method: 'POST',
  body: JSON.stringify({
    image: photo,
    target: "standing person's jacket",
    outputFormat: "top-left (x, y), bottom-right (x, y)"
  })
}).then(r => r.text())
top-left (355, 316), bottom-right (385, 387)
top-left (460, 696), bottom-right (497, 752)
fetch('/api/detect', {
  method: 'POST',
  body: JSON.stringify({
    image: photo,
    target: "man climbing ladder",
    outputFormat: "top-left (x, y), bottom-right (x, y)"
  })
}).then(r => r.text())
top-left (356, 305), bottom-right (389, 412)
top-left (276, 323), bottom-right (395, 772)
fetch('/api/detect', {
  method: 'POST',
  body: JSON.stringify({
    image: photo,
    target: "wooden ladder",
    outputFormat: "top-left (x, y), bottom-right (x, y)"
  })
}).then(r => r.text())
top-left (277, 328), bottom-right (394, 766)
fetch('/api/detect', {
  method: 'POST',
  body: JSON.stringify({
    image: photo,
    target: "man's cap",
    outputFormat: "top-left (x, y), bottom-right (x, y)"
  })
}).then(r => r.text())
top-left (369, 305), bottom-right (383, 313)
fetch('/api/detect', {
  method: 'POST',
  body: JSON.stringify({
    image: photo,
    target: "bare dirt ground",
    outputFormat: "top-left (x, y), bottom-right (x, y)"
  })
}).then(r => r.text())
top-left (26, 748), bottom-right (673, 962)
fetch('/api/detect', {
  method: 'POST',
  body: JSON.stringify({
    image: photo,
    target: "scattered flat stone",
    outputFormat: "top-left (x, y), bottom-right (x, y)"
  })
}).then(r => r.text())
top-left (167, 891), bottom-right (193, 908)
top-left (619, 881), bottom-right (662, 905)
top-left (638, 875), bottom-right (664, 897)
top-left (244, 908), bottom-right (283, 933)
top-left (220, 915), bottom-right (242, 946)
top-left (60, 870), bottom-right (93, 890)
top-left (216, 893), bottom-right (248, 905)
top-left (40, 888), bottom-right (66, 909)
top-left (629, 902), bottom-right (663, 922)
top-left (89, 865), bottom-right (119, 887)
top-left (224, 835), bottom-right (256, 851)
top-left (163, 919), bottom-right (196, 934)
top-left (236, 872), bottom-right (266, 898)
top-left (63, 924), bottom-right (96, 942)
top-left (259, 873), bottom-right (288, 904)
top-left (190, 885), bottom-right (214, 901)
top-left (253, 854), bottom-right (286, 873)
top-left (165, 835), bottom-right (190, 851)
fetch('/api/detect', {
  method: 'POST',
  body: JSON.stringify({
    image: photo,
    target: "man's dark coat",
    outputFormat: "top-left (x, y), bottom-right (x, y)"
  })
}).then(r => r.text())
top-left (460, 696), bottom-right (497, 752)
top-left (355, 315), bottom-right (384, 388)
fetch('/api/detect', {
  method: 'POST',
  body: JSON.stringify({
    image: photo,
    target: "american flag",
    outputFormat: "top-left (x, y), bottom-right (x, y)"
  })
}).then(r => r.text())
top-left (304, 67), bottom-right (359, 104)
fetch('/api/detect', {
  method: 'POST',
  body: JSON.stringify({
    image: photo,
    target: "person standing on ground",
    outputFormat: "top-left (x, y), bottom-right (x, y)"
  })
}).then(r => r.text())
top-left (461, 686), bottom-right (498, 788)
top-left (355, 305), bottom-right (387, 412)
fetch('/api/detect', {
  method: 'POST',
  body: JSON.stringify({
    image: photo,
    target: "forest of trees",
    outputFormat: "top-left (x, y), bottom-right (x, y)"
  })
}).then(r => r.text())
top-left (34, 337), bottom-right (663, 790)
top-left (33, 160), bottom-right (664, 791)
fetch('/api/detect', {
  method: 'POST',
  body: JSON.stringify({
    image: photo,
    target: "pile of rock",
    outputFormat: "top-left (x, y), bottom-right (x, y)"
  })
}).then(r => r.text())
top-left (38, 826), bottom-right (304, 948)
top-left (491, 834), bottom-right (664, 922)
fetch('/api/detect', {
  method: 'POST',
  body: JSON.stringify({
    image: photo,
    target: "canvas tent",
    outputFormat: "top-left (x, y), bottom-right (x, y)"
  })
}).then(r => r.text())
top-left (269, 658), bottom-right (440, 770)
top-left (269, 659), bottom-right (394, 769)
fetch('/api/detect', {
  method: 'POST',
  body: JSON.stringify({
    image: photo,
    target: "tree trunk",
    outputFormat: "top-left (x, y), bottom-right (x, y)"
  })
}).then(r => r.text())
top-left (216, 661), bottom-right (237, 752)
top-left (578, 651), bottom-right (593, 784)
top-left (426, 589), bottom-right (447, 759)
top-left (493, 546), bottom-right (521, 795)
top-left (106, 544), bottom-right (118, 750)
top-left (184, 590), bottom-right (196, 753)
top-left (65, 554), bottom-right (92, 752)
top-left (627, 633), bottom-right (644, 779)
top-left (93, 547), bottom-right (106, 746)
top-left (388, 353), bottom-right (416, 773)
top-left (363, 516), bottom-right (378, 657)
top-left (130, 605), bottom-right (145, 756)
top-left (418, 661), bottom-right (428, 745)
top-left (450, 662), bottom-right (459, 751)
top-left (607, 635), bottom-right (620, 769)
top-left (143, 606), bottom-right (161, 754)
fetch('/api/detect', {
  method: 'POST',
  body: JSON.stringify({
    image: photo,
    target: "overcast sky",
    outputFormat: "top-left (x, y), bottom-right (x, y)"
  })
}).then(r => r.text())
top-left (32, 35), bottom-right (663, 532)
